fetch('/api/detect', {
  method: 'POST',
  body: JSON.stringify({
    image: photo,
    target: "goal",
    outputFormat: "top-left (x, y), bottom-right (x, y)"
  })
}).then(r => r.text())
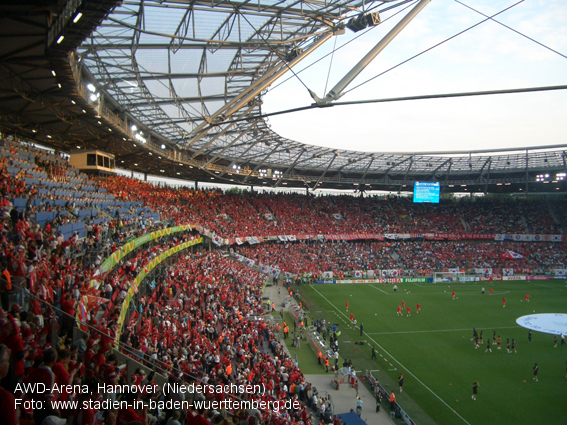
top-left (433, 271), bottom-right (466, 283)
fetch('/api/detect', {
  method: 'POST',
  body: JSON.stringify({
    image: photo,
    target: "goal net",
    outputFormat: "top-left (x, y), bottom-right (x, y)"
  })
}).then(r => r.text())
top-left (434, 272), bottom-right (466, 283)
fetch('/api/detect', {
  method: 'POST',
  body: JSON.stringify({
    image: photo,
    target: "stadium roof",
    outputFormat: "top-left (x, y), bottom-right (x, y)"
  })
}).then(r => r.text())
top-left (0, 0), bottom-right (566, 194)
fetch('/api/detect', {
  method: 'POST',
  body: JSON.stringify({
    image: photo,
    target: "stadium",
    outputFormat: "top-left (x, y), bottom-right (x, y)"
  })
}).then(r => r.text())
top-left (0, 1), bottom-right (566, 425)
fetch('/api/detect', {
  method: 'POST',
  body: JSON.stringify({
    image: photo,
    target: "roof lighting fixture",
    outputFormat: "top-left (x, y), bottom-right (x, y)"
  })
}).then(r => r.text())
top-left (536, 174), bottom-right (548, 182)
top-left (73, 12), bottom-right (83, 23)
top-left (56, 36), bottom-right (64, 44)
top-left (87, 84), bottom-right (96, 92)
top-left (131, 125), bottom-right (137, 131)
top-left (161, 144), bottom-right (166, 149)
top-left (51, 70), bottom-right (56, 77)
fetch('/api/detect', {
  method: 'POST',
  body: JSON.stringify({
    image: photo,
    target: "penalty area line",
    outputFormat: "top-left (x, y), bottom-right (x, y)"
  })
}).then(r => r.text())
top-left (369, 285), bottom-right (390, 295)
top-left (311, 285), bottom-right (472, 425)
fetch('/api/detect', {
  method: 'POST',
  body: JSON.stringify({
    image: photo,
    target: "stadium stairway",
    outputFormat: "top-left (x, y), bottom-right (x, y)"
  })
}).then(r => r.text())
top-left (262, 282), bottom-right (395, 425)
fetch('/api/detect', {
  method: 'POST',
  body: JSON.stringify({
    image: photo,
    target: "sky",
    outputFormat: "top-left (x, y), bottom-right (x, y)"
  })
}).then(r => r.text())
top-left (262, 0), bottom-right (567, 154)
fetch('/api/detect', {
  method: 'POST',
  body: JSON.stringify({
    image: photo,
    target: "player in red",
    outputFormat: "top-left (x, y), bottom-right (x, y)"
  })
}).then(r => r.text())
top-left (401, 300), bottom-right (405, 308)
top-left (502, 297), bottom-right (506, 308)
top-left (416, 303), bottom-right (421, 313)
top-left (397, 305), bottom-right (402, 316)
top-left (350, 313), bottom-right (354, 323)
top-left (452, 290), bottom-right (456, 300)
top-left (489, 287), bottom-right (493, 295)
top-left (406, 306), bottom-right (411, 317)
top-left (525, 294), bottom-right (531, 303)
top-left (346, 300), bottom-right (349, 311)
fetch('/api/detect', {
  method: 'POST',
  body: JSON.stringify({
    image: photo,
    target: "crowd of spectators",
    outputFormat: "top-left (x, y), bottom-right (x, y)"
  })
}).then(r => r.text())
top-left (95, 177), bottom-right (567, 239)
top-left (235, 240), bottom-right (567, 275)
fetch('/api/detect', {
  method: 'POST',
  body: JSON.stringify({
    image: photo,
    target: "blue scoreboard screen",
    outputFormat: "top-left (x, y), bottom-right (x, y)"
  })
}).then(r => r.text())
top-left (413, 181), bottom-right (440, 203)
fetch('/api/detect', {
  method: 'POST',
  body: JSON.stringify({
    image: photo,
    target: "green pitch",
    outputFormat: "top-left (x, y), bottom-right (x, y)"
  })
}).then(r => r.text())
top-left (298, 280), bottom-right (567, 425)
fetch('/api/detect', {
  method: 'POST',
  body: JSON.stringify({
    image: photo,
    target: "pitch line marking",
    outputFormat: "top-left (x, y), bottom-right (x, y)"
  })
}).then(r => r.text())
top-left (369, 285), bottom-right (390, 295)
top-left (366, 326), bottom-right (519, 335)
top-left (311, 285), bottom-right (472, 425)
top-left (536, 283), bottom-right (567, 291)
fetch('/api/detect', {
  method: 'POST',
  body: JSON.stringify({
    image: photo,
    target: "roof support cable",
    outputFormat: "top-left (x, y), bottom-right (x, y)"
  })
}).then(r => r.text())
top-left (343, 0), bottom-right (525, 97)
top-left (454, 0), bottom-right (567, 61)
top-left (323, 35), bottom-right (338, 98)
top-left (268, 0), bottom-right (417, 93)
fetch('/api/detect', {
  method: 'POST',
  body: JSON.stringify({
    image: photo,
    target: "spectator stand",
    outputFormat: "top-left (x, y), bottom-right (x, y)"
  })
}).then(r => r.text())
top-left (114, 237), bottom-right (204, 344)
top-left (88, 224), bottom-right (194, 289)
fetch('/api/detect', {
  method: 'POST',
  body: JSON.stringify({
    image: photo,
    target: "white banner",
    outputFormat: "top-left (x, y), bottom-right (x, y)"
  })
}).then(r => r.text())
top-left (503, 276), bottom-right (526, 281)
top-left (287, 235), bottom-right (297, 241)
top-left (555, 269), bottom-right (567, 276)
top-left (503, 268), bottom-right (514, 276)
top-left (246, 236), bottom-right (260, 244)
top-left (278, 235), bottom-right (287, 242)
top-left (322, 271), bottom-right (333, 279)
top-left (474, 268), bottom-right (493, 275)
top-left (235, 238), bottom-right (244, 245)
top-left (367, 270), bottom-right (375, 278)
top-left (354, 270), bottom-right (363, 278)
